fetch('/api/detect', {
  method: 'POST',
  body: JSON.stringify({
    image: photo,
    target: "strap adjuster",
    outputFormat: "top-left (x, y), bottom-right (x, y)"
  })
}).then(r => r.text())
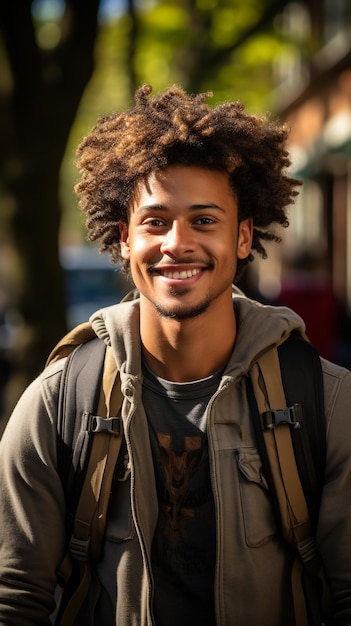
top-left (69, 535), bottom-right (90, 561)
top-left (296, 536), bottom-right (318, 563)
top-left (83, 411), bottom-right (122, 435)
top-left (262, 403), bottom-right (302, 431)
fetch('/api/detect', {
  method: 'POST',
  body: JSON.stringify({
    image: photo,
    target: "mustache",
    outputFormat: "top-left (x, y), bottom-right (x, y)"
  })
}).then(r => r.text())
top-left (147, 258), bottom-right (214, 271)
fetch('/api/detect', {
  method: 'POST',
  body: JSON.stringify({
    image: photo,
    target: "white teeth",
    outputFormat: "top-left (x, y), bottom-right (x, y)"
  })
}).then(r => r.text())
top-left (162, 268), bottom-right (200, 279)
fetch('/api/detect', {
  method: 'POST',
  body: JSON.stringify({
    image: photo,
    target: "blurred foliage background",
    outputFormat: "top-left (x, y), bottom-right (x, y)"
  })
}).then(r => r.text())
top-left (1, 0), bottom-right (351, 420)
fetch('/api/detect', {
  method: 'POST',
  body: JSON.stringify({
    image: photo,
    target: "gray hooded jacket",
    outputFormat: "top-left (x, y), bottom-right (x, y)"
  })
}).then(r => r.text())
top-left (0, 292), bottom-right (351, 625)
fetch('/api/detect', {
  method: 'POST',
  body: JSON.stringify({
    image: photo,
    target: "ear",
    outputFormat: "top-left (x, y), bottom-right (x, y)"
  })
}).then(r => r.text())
top-left (119, 221), bottom-right (130, 260)
top-left (237, 218), bottom-right (253, 259)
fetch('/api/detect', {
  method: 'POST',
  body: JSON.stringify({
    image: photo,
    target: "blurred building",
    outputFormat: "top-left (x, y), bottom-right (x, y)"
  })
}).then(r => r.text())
top-left (243, 1), bottom-right (351, 366)
top-left (274, 1), bottom-right (351, 307)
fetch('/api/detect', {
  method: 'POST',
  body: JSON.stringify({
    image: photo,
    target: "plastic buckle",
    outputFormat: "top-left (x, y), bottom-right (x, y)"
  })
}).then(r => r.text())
top-left (262, 403), bottom-right (302, 431)
top-left (84, 412), bottom-right (122, 435)
top-left (69, 535), bottom-right (90, 561)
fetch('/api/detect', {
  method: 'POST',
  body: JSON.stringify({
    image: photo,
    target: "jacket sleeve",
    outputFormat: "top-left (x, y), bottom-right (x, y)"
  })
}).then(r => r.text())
top-left (317, 360), bottom-right (351, 625)
top-left (0, 361), bottom-right (67, 625)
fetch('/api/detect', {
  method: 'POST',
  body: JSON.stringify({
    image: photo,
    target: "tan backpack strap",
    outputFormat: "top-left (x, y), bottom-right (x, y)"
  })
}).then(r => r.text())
top-left (56, 345), bottom-right (124, 625)
top-left (250, 344), bottom-right (322, 626)
top-left (251, 347), bottom-right (311, 542)
top-left (90, 345), bottom-right (124, 560)
top-left (46, 322), bottom-right (97, 366)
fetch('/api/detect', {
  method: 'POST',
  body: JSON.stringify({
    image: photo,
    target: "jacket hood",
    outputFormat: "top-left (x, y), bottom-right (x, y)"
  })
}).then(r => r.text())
top-left (229, 287), bottom-right (305, 378)
top-left (90, 287), bottom-right (305, 381)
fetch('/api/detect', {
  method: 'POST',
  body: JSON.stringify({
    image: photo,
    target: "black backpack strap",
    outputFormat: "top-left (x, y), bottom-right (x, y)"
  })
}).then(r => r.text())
top-left (54, 339), bottom-right (125, 625)
top-left (278, 333), bottom-right (326, 532)
top-left (247, 332), bottom-right (331, 625)
top-left (247, 332), bottom-right (326, 530)
top-left (56, 337), bottom-right (107, 517)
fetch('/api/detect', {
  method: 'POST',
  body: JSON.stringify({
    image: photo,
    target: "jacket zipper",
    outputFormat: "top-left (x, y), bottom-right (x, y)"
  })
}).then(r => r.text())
top-left (124, 393), bottom-right (156, 626)
top-left (206, 378), bottom-right (233, 626)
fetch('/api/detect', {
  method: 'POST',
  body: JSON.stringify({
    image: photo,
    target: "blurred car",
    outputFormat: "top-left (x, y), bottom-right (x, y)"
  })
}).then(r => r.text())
top-left (60, 245), bottom-right (133, 328)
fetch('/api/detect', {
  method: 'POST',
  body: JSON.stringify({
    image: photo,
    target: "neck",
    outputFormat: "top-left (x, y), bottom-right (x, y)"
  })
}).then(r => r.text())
top-left (140, 295), bottom-right (237, 382)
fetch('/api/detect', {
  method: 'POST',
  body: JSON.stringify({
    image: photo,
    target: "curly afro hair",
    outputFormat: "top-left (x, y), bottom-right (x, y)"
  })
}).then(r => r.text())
top-left (74, 84), bottom-right (300, 280)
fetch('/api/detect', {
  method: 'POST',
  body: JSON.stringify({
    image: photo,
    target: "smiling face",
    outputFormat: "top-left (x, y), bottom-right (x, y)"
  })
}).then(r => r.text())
top-left (119, 165), bottom-right (252, 322)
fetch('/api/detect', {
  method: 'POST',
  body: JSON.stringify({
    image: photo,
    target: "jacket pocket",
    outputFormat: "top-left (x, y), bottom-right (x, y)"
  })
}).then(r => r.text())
top-left (236, 448), bottom-right (277, 547)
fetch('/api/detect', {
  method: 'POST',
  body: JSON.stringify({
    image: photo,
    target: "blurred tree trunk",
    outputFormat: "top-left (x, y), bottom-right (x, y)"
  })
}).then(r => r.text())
top-left (0, 0), bottom-right (100, 390)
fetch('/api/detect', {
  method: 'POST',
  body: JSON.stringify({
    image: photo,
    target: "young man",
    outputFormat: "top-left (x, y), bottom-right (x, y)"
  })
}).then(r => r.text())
top-left (0, 84), bottom-right (350, 626)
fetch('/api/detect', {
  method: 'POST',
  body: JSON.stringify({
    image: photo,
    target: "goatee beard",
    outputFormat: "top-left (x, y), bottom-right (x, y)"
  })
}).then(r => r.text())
top-left (154, 299), bottom-right (210, 320)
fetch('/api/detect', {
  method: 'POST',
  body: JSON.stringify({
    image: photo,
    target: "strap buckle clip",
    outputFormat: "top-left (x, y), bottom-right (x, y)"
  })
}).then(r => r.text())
top-left (262, 403), bottom-right (302, 431)
top-left (84, 412), bottom-right (122, 435)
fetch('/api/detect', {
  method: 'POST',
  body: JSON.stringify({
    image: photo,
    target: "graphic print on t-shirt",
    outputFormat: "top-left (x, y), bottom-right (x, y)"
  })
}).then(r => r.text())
top-left (142, 364), bottom-right (219, 624)
top-left (157, 432), bottom-right (208, 540)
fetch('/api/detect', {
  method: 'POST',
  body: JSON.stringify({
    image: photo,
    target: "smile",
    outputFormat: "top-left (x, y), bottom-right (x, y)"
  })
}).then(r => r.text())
top-left (160, 268), bottom-right (202, 280)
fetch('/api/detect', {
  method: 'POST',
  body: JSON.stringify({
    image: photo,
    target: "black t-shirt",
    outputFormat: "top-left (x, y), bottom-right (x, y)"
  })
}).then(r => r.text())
top-left (142, 363), bottom-right (222, 626)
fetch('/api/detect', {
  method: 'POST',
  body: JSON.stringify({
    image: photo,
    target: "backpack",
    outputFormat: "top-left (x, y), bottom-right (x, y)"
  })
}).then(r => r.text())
top-left (46, 323), bottom-right (332, 626)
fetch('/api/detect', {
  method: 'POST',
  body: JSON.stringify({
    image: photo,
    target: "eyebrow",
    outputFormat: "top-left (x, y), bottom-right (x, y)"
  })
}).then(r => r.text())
top-left (136, 203), bottom-right (225, 214)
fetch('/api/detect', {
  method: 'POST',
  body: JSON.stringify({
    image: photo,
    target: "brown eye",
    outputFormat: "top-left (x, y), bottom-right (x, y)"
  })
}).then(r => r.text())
top-left (194, 217), bottom-right (215, 225)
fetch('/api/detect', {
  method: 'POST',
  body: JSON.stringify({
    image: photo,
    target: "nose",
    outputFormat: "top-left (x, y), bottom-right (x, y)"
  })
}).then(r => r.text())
top-left (159, 221), bottom-right (195, 258)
